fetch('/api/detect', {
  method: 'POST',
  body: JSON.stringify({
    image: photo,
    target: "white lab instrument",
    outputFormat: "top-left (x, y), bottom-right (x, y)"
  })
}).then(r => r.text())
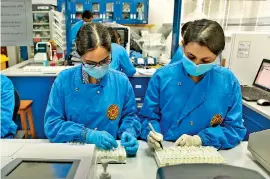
top-left (248, 129), bottom-right (270, 172)
top-left (154, 146), bottom-right (226, 167)
top-left (1, 141), bottom-right (97, 179)
top-left (34, 42), bottom-right (52, 64)
top-left (97, 146), bottom-right (126, 164)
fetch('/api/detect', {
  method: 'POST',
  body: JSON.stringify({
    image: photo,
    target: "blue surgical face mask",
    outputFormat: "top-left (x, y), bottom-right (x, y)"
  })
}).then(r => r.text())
top-left (182, 54), bottom-right (216, 76)
top-left (83, 65), bottom-right (109, 80)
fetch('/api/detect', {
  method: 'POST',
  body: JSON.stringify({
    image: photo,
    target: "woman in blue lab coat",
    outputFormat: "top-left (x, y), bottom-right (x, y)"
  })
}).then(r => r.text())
top-left (44, 23), bottom-right (141, 155)
top-left (1, 74), bottom-right (18, 138)
top-left (140, 19), bottom-right (246, 150)
top-left (107, 27), bottom-right (136, 77)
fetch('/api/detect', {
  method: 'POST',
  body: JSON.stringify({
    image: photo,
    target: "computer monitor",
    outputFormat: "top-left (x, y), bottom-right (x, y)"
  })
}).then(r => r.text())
top-left (253, 59), bottom-right (270, 92)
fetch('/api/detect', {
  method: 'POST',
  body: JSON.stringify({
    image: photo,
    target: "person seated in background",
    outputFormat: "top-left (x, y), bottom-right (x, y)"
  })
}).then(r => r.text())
top-left (44, 23), bottom-right (141, 155)
top-left (107, 27), bottom-right (136, 77)
top-left (1, 74), bottom-right (17, 138)
top-left (139, 19), bottom-right (246, 150)
top-left (169, 21), bottom-right (192, 64)
top-left (71, 10), bottom-right (93, 42)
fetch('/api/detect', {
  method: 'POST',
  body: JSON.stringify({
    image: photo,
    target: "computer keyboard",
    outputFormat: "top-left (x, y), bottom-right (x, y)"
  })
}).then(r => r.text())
top-left (154, 146), bottom-right (226, 167)
top-left (241, 86), bottom-right (270, 101)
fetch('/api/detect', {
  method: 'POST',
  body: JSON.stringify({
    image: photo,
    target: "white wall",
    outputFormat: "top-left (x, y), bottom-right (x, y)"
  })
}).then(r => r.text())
top-left (148, 0), bottom-right (175, 24)
top-left (149, 0), bottom-right (270, 26)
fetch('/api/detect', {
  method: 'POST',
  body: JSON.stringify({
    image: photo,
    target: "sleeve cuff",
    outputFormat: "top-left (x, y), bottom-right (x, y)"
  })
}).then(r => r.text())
top-left (80, 128), bottom-right (89, 143)
top-left (122, 127), bottom-right (137, 138)
top-left (198, 132), bottom-right (211, 146)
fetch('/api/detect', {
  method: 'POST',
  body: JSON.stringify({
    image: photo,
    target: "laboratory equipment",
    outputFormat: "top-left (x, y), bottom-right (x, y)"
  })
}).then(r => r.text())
top-left (156, 164), bottom-right (266, 179)
top-left (97, 146), bottom-right (126, 164)
top-left (34, 42), bottom-right (52, 65)
top-left (133, 24), bottom-right (174, 63)
top-left (1, 158), bottom-right (80, 179)
top-left (104, 23), bottom-right (131, 55)
top-left (241, 59), bottom-right (270, 101)
top-left (248, 129), bottom-right (270, 172)
top-left (1, 141), bottom-right (97, 179)
top-left (154, 146), bottom-right (226, 167)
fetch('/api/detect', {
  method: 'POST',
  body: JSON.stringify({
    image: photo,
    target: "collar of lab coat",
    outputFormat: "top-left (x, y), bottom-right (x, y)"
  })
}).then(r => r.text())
top-left (74, 64), bottom-right (109, 88)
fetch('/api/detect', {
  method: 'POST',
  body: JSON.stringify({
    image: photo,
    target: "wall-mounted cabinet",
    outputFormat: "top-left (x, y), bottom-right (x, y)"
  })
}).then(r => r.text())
top-left (57, 0), bottom-right (148, 24)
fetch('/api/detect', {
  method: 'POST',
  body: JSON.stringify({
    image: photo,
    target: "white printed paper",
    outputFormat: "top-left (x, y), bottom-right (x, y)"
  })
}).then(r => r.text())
top-left (1, 0), bottom-right (33, 46)
top-left (237, 41), bottom-right (251, 58)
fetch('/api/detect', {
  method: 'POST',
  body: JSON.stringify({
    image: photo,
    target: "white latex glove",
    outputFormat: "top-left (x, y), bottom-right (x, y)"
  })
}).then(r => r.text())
top-left (175, 134), bottom-right (202, 147)
top-left (147, 131), bottom-right (163, 150)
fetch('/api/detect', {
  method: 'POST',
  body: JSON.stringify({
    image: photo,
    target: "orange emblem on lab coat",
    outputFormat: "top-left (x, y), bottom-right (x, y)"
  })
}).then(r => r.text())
top-left (210, 114), bottom-right (223, 127)
top-left (107, 104), bottom-right (119, 120)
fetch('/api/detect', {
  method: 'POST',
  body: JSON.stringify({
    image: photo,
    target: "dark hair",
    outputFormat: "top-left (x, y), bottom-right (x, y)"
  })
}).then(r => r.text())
top-left (183, 19), bottom-right (225, 55)
top-left (181, 21), bottom-right (192, 37)
top-left (76, 23), bottom-right (111, 56)
top-left (107, 27), bottom-right (120, 43)
top-left (82, 10), bottom-right (93, 19)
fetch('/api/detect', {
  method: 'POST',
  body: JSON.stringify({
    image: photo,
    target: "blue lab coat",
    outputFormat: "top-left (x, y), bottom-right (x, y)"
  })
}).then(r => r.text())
top-left (1, 74), bottom-right (17, 138)
top-left (44, 65), bottom-right (141, 143)
top-left (71, 20), bottom-right (84, 42)
top-left (110, 43), bottom-right (136, 77)
top-left (139, 61), bottom-right (246, 149)
top-left (169, 46), bottom-right (183, 64)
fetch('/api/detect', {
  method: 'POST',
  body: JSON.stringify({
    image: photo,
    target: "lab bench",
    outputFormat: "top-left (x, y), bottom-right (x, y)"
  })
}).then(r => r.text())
top-left (1, 140), bottom-right (269, 179)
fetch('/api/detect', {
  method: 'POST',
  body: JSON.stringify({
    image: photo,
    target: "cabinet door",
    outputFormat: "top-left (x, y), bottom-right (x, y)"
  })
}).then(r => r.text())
top-left (104, 0), bottom-right (119, 22)
top-left (133, 0), bottom-right (148, 24)
top-left (118, 0), bottom-right (135, 24)
top-left (73, 1), bottom-right (84, 24)
top-left (91, 0), bottom-right (104, 22)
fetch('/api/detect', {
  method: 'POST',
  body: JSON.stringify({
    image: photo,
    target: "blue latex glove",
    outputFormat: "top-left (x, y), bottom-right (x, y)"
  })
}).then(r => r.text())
top-left (121, 132), bottom-right (139, 155)
top-left (86, 130), bottom-right (118, 150)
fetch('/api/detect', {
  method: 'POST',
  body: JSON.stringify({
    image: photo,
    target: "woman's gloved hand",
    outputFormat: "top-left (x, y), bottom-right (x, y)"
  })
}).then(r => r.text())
top-left (175, 134), bottom-right (202, 146)
top-left (147, 131), bottom-right (163, 150)
top-left (121, 132), bottom-right (139, 155)
top-left (86, 130), bottom-right (118, 150)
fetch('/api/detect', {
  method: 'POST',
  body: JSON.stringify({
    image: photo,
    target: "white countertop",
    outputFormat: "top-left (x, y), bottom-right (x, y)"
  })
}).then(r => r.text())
top-left (2, 59), bottom-right (154, 78)
top-left (1, 139), bottom-right (269, 179)
top-left (243, 100), bottom-right (270, 120)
